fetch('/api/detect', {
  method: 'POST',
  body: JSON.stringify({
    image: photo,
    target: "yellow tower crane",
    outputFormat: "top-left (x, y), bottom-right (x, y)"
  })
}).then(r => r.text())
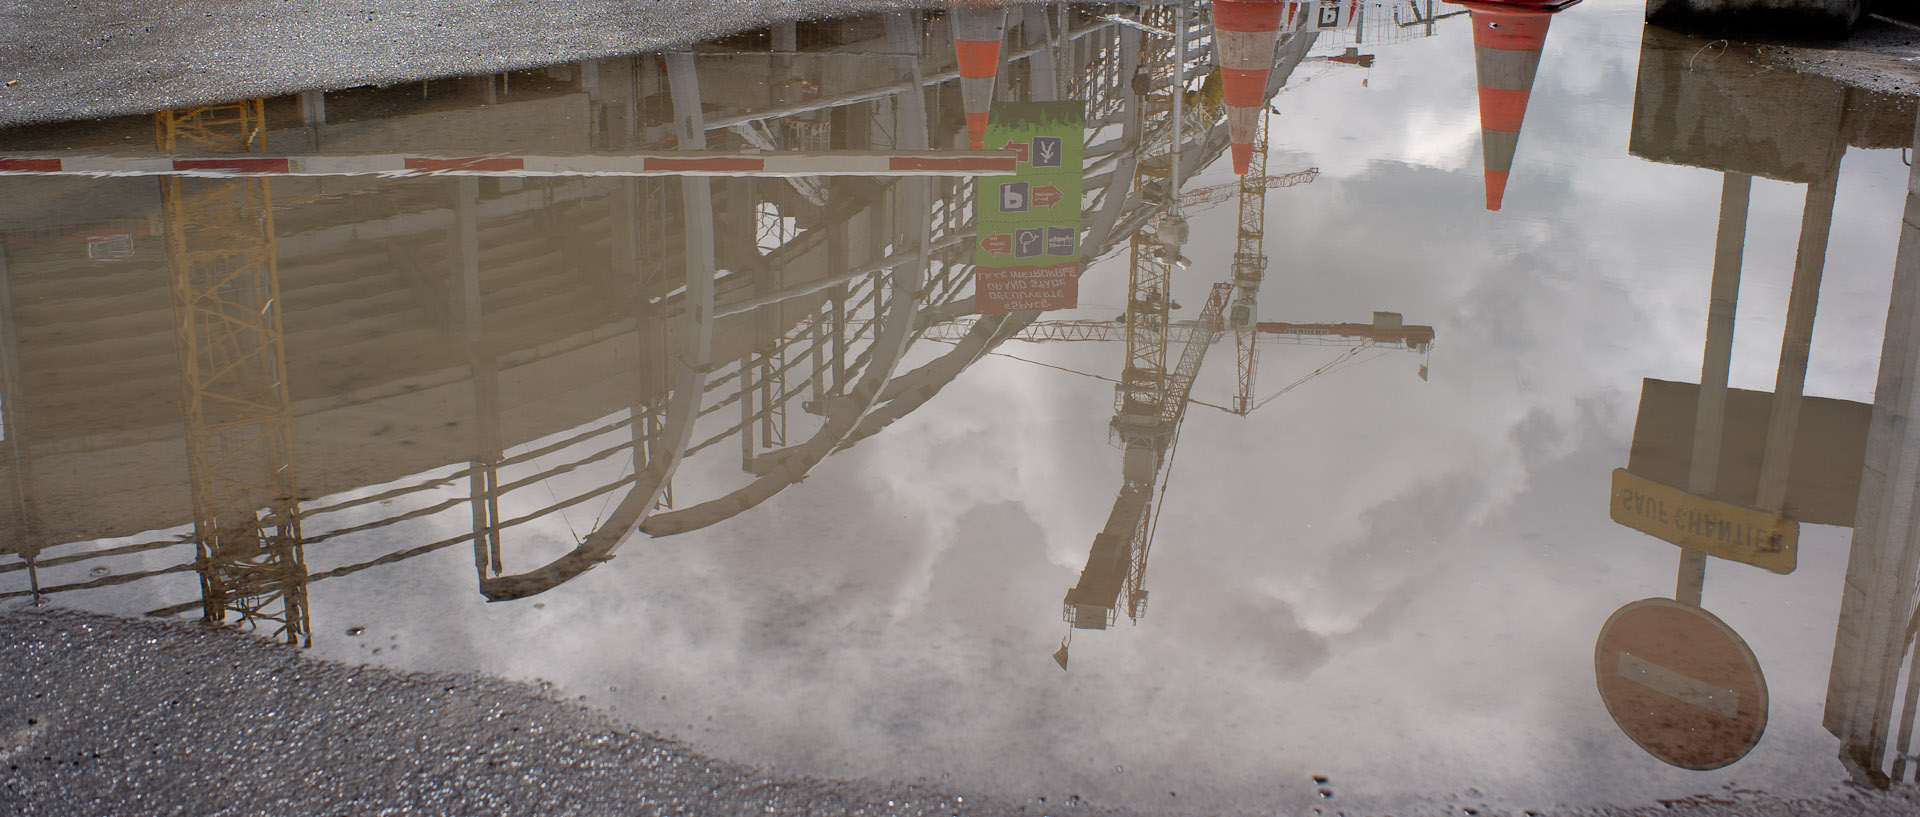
top-left (1062, 282), bottom-right (1232, 634)
top-left (1050, 17), bottom-right (1429, 668)
top-left (1059, 5), bottom-right (1224, 644)
top-left (1230, 113), bottom-right (1271, 415)
top-left (156, 100), bottom-right (310, 646)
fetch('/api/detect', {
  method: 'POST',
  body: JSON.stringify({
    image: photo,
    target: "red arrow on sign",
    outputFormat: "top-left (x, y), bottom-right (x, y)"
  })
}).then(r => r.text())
top-left (999, 142), bottom-right (1029, 164)
top-left (981, 233), bottom-right (1013, 255)
top-left (1032, 184), bottom-right (1063, 209)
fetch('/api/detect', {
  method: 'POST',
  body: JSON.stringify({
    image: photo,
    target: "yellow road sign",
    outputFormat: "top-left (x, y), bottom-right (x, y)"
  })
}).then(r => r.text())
top-left (1610, 468), bottom-right (1798, 574)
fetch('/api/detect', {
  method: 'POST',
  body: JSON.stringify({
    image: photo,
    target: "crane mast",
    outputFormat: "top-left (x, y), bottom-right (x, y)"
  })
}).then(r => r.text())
top-left (1231, 113), bottom-right (1269, 415)
top-left (1115, 4), bottom-right (1184, 461)
top-left (157, 100), bottom-right (310, 646)
top-left (1065, 283), bottom-right (1231, 629)
top-left (1061, 4), bottom-right (1189, 631)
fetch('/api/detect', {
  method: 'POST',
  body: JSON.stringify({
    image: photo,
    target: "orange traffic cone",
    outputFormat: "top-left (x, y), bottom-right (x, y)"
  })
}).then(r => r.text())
top-left (1212, 1), bottom-right (1287, 175)
top-left (951, 4), bottom-right (1008, 150)
top-left (1454, 0), bottom-right (1579, 211)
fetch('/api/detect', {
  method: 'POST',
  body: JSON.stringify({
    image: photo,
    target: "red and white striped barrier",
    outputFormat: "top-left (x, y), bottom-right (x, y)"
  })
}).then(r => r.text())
top-left (0, 150), bottom-right (1019, 179)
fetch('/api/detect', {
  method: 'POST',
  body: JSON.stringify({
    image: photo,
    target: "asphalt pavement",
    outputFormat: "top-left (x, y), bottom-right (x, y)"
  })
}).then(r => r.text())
top-left (0, 0), bottom-right (951, 127)
top-left (7, 608), bottom-right (1920, 817)
top-left (6, 1), bottom-right (1919, 129)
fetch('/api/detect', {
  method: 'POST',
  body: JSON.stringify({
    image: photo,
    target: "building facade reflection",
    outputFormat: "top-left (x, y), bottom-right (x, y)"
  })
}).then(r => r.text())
top-left (0, 7), bottom-right (1325, 645)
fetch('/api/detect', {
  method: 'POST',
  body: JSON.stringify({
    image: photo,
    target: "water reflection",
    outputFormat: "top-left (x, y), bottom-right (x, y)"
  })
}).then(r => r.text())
top-left (1612, 26), bottom-right (1920, 787)
top-left (0, 8), bottom-right (1315, 628)
top-left (1456, 0), bottom-right (1580, 211)
top-left (4, 1), bottom-right (1920, 811)
top-left (0, 4), bottom-right (1457, 639)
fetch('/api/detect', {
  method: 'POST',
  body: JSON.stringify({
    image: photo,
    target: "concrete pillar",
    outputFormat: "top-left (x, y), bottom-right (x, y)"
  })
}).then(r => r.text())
top-left (0, 246), bottom-right (39, 596)
top-left (1081, 24), bottom-right (1142, 254)
top-left (297, 90), bottom-right (325, 125)
top-left (667, 51), bottom-right (718, 355)
top-left (651, 51), bottom-right (718, 513)
top-left (297, 90), bottom-right (325, 151)
top-left (740, 347), bottom-right (755, 469)
top-left (579, 60), bottom-right (607, 149)
top-left (470, 74), bottom-right (499, 106)
top-left (580, 59), bottom-right (600, 97)
top-left (638, 56), bottom-right (665, 145)
top-left (451, 178), bottom-right (502, 577)
top-left (771, 21), bottom-right (797, 52)
top-left (729, 175), bottom-right (764, 472)
top-left (885, 13), bottom-right (931, 150)
top-left (613, 180), bottom-right (643, 291)
top-left (627, 176), bottom-right (669, 481)
top-left (1824, 104), bottom-right (1920, 786)
top-left (1024, 5), bottom-right (1061, 103)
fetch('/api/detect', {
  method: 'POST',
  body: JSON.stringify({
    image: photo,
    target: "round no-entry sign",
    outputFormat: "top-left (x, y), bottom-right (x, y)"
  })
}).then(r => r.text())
top-left (1594, 598), bottom-right (1768, 770)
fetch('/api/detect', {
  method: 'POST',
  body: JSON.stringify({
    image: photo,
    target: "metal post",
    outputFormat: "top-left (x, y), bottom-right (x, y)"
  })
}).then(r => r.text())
top-left (1677, 172), bottom-right (1752, 607)
top-left (740, 353), bottom-right (755, 468)
top-left (1755, 162), bottom-right (1842, 511)
top-left (1169, 5), bottom-right (1187, 192)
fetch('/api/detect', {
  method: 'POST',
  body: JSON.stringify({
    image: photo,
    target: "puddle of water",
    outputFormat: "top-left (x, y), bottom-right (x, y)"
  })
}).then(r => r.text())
top-left (2, 2), bottom-right (1919, 813)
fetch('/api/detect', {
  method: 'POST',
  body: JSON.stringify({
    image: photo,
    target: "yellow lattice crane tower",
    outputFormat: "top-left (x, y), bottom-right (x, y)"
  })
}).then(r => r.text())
top-left (1230, 113), bottom-right (1269, 415)
top-left (1061, 6), bottom-right (1218, 640)
top-left (1054, 10), bottom-right (1428, 669)
top-left (1115, 4), bottom-right (1184, 459)
top-left (156, 100), bottom-right (310, 646)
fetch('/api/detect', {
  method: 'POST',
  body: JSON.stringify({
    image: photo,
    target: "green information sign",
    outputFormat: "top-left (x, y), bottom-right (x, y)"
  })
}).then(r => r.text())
top-left (973, 101), bottom-right (1084, 314)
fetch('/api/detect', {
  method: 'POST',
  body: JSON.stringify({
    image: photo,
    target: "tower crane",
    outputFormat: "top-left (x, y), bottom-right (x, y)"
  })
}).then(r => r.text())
top-left (156, 101), bottom-right (310, 646)
top-left (1055, 2), bottom-right (1195, 641)
top-left (918, 312), bottom-right (1433, 350)
top-left (919, 106), bottom-right (1430, 394)
top-left (1062, 283), bottom-right (1231, 632)
top-left (1176, 166), bottom-right (1319, 212)
top-left (1049, 3), bottom-right (1432, 668)
top-left (1229, 113), bottom-right (1273, 414)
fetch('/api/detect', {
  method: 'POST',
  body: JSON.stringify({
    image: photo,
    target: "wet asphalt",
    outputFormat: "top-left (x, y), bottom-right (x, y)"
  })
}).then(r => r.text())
top-left (6, 609), bottom-right (1920, 816)
top-left (0, 0), bottom-right (960, 128)
top-left (0, 607), bottom-right (1107, 817)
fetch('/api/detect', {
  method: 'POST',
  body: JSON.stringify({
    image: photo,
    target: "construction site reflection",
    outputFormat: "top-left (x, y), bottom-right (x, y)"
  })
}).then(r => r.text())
top-left (1604, 28), bottom-right (1920, 786)
top-left (16, 1), bottom-right (1920, 809)
top-left (0, 6), bottom-right (1445, 649)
